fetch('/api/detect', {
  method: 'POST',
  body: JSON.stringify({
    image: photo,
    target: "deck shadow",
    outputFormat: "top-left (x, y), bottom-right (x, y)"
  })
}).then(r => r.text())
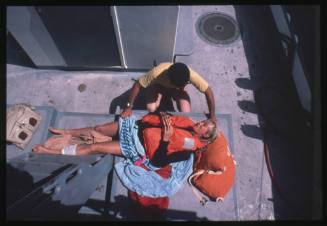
top-left (234, 5), bottom-right (314, 220)
top-left (109, 85), bottom-right (175, 114)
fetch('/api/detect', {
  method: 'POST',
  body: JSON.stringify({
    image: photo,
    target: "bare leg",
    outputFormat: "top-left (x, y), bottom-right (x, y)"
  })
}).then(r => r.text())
top-left (33, 140), bottom-right (122, 156)
top-left (146, 84), bottom-right (164, 112)
top-left (94, 121), bottom-right (119, 137)
top-left (49, 127), bottom-right (93, 136)
top-left (49, 121), bottom-right (119, 138)
top-left (33, 144), bottom-right (61, 154)
top-left (84, 141), bottom-right (122, 156)
top-left (172, 89), bottom-right (191, 112)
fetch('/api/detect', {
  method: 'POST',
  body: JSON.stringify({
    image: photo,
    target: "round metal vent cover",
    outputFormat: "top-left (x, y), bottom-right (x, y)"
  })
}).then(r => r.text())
top-left (196, 12), bottom-right (240, 45)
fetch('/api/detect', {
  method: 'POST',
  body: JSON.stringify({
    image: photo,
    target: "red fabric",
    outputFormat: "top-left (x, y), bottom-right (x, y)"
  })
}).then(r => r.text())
top-left (142, 114), bottom-right (195, 128)
top-left (192, 132), bottom-right (236, 200)
top-left (193, 152), bottom-right (236, 200)
top-left (142, 114), bottom-right (205, 159)
top-left (195, 132), bottom-right (229, 171)
top-left (128, 190), bottom-right (169, 210)
top-left (137, 162), bottom-right (172, 179)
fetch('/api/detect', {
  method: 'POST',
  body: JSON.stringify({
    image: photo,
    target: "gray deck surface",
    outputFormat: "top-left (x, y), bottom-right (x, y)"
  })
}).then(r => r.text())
top-left (6, 107), bottom-right (114, 220)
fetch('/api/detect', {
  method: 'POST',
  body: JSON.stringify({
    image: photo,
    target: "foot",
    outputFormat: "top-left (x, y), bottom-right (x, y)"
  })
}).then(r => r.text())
top-left (49, 127), bottom-right (67, 135)
top-left (33, 144), bottom-right (56, 154)
top-left (32, 144), bottom-right (45, 153)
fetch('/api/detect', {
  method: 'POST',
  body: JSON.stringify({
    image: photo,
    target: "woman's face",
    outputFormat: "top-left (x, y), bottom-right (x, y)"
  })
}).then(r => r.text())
top-left (193, 120), bottom-right (212, 138)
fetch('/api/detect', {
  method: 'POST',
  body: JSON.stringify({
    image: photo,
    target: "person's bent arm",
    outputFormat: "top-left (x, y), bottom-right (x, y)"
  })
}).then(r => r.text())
top-left (151, 141), bottom-right (191, 167)
top-left (204, 86), bottom-right (217, 122)
top-left (121, 81), bottom-right (141, 118)
top-left (151, 114), bottom-right (192, 167)
top-left (149, 112), bottom-right (172, 167)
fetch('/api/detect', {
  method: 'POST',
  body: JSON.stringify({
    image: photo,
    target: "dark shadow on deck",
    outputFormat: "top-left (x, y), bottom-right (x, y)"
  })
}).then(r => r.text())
top-left (6, 164), bottom-right (81, 220)
top-left (7, 163), bottom-right (204, 221)
top-left (109, 85), bottom-right (175, 114)
top-left (7, 32), bottom-right (36, 68)
top-left (234, 5), bottom-right (313, 220)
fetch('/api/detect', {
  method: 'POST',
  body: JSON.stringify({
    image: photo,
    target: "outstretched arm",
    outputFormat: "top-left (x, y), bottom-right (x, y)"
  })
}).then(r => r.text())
top-left (151, 141), bottom-right (191, 168)
top-left (204, 86), bottom-right (217, 122)
top-left (121, 81), bottom-right (141, 118)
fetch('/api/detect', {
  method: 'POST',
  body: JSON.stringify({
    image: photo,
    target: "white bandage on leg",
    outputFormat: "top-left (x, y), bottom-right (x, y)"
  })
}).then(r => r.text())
top-left (61, 144), bottom-right (77, 155)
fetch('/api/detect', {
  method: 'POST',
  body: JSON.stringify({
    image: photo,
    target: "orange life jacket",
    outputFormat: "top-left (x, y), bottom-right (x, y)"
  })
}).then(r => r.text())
top-left (141, 114), bottom-right (206, 160)
top-left (189, 131), bottom-right (236, 205)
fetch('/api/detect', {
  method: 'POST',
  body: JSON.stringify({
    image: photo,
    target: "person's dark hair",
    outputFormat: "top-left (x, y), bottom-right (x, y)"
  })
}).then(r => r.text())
top-left (167, 62), bottom-right (190, 87)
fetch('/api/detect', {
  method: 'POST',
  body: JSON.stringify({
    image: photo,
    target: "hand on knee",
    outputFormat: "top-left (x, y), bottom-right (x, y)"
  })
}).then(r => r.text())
top-left (178, 100), bottom-right (191, 112)
top-left (147, 103), bottom-right (158, 113)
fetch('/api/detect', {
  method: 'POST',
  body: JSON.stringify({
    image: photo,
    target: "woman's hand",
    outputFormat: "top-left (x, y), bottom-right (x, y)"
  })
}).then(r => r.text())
top-left (120, 106), bottom-right (132, 118)
top-left (159, 111), bottom-right (172, 124)
top-left (161, 112), bottom-right (173, 142)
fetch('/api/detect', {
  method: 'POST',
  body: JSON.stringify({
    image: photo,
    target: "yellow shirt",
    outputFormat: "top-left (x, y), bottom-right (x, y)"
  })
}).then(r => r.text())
top-left (138, 62), bottom-right (209, 93)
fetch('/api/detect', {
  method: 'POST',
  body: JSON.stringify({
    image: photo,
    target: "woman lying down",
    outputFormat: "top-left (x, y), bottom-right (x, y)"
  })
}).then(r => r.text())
top-left (33, 112), bottom-right (218, 198)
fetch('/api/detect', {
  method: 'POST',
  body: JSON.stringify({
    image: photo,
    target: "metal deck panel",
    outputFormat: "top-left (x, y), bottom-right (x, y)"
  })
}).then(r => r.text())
top-left (115, 6), bottom-right (179, 68)
top-left (174, 6), bottom-right (194, 56)
top-left (6, 107), bottom-right (115, 219)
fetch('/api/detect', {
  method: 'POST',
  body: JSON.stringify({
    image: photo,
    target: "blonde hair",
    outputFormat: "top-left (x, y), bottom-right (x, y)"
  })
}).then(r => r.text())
top-left (200, 119), bottom-right (218, 144)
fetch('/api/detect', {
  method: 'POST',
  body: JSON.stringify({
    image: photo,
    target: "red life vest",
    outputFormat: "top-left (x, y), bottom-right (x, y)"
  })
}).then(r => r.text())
top-left (141, 114), bottom-right (206, 160)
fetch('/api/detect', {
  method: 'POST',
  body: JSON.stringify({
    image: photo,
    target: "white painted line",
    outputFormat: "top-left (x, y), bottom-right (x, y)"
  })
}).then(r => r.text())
top-left (113, 6), bottom-right (127, 68)
top-left (172, 5), bottom-right (180, 62)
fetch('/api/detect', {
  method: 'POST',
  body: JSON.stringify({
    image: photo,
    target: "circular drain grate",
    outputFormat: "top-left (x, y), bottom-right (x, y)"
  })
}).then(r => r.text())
top-left (196, 12), bottom-right (240, 45)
